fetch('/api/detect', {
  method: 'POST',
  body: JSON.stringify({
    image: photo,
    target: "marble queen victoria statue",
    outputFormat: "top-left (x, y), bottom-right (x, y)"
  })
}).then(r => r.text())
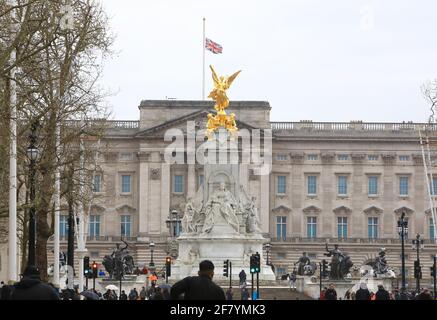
top-left (201, 182), bottom-right (240, 234)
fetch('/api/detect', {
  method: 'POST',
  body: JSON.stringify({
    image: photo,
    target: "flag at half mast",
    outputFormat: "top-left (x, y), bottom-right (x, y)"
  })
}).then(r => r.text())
top-left (205, 38), bottom-right (223, 54)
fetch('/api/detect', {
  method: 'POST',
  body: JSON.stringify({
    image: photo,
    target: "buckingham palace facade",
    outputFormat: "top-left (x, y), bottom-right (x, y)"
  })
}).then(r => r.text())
top-left (45, 100), bottom-right (437, 282)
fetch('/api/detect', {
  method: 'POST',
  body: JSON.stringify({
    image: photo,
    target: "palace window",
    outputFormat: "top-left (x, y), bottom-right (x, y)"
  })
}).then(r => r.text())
top-left (119, 153), bottom-right (133, 161)
top-left (277, 176), bottom-right (286, 194)
top-left (368, 176), bottom-right (378, 195)
top-left (430, 218), bottom-right (436, 240)
top-left (92, 174), bottom-right (101, 193)
top-left (431, 177), bottom-right (437, 195)
top-left (338, 154), bottom-right (349, 161)
top-left (60, 215), bottom-right (68, 237)
top-left (307, 176), bottom-right (317, 195)
top-left (337, 217), bottom-right (348, 239)
top-left (276, 154), bottom-right (287, 161)
top-left (399, 155), bottom-right (410, 161)
top-left (121, 175), bottom-right (131, 193)
top-left (198, 174), bottom-right (204, 187)
top-left (307, 216), bottom-right (317, 238)
top-left (121, 215), bottom-right (131, 237)
top-left (89, 215), bottom-right (100, 237)
top-left (338, 176), bottom-right (348, 195)
top-left (399, 176), bottom-right (409, 196)
top-left (368, 155), bottom-right (378, 161)
top-left (368, 217), bottom-right (378, 239)
top-left (276, 216), bottom-right (287, 241)
top-left (307, 154), bottom-right (318, 161)
top-left (173, 175), bottom-right (184, 193)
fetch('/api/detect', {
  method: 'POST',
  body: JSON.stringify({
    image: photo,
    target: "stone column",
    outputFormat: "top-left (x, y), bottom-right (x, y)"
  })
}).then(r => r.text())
top-left (260, 171), bottom-right (270, 233)
top-left (187, 164), bottom-right (196, 199)
top-left (161, 160), bottom-right (171, 234)
top-left (138, 152), bottom-right (149, 239)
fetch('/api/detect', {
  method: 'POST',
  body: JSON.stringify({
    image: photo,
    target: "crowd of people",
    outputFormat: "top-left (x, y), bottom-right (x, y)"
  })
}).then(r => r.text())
top-left (320, 282), bottom-right (435, 300)
top-left (1, 263), bottom-right (436, 301)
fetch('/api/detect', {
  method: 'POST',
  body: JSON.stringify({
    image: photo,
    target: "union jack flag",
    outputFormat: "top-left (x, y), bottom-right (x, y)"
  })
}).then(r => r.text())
top-left (205, 38), bottom-right (223, 54)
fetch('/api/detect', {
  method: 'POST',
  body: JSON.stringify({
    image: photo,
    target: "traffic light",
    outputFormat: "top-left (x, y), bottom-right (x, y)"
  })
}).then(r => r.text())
top-left (414, 260), bottom-right (422, 279)
top-left (91, 261), bottom-right (98, 278)
top-left (166, 256), bottom-right (172, 277)
top-left (321, 259), bottom-right (329, 278)
top-left (223, 259), bottom-right (229, 277)
top-left (83, 256), bottom-right (91, 278)
top-left (431, 265), bottom-right (436, 278)
top-left (250, 254), bottom-right (260, 274)
top-left (254, 252), bottom-right (261, 273)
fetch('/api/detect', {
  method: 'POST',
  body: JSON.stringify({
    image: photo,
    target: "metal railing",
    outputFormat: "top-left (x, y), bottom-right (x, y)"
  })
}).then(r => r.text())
top-left (271, 121), bottom-right (437, 132)
top-left (271, 237), bottom-right (437, 244)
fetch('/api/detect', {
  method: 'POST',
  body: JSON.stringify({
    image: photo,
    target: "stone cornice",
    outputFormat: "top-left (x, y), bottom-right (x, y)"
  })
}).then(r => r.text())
top-left (289, 152), bottom-right (304, 164)
top-left (303, 205), bottom-right (322, 214)
top-left (363, 205), bottom-right (384, 215)
top-left (321, 152), bottom-right (335, 163)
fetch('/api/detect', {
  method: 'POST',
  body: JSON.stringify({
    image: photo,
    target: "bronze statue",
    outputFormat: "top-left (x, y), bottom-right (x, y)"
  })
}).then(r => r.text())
top-left (373, 248), bottom-right (389, 276)
top-left (102, 240), bottom-right (135, 279)
top-left (324, 243), bottom-right (353, 280)
top-left (294, 252), bottom-right (311, 276)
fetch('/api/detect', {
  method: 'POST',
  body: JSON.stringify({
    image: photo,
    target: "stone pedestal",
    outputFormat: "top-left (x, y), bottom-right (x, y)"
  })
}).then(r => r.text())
top-left (296, 276), bottom-right (394, 299)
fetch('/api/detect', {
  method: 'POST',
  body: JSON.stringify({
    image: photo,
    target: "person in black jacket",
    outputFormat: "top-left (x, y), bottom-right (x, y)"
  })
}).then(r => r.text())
top-left (355, 283), bottom-right (371, 300)
top-left (324, 283), bottom-right (337, 300)
top-left (375, 285), bottom-right (390, 300)
top-left (10, 266), bottom-right (59, 300)
top-left (170, 260), bottom-right (226, 300)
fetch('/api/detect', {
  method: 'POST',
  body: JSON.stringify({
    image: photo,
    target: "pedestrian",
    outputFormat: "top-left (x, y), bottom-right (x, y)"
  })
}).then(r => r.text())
top-left (119, 290), bottom-right (128, 300)
top-left (375, 285), bottom-right (390, 300)
top-left (319, 287), bottom-right (327, 300)
top-left (288, 272), bottom-right (297, 291)
top-left (128, 287), bottom-right (139, 300)
top-left (0, 283), bottom-right (14, 300)
top-left (162, 287), bottom-right (171, 300)
top-left (226, 287), bottom-right (233, 300)
top-left (416, 288), bottom-right (433, 300)
top-left (239, 270), bottom-right (247, 287)
top-left (399, 287), bottom-right (410, 300)
top-left (151, 287), bottom-right (164, 300)
top-left (324, 283), bottom-right (337, 300)
top-left (140, 286), bottom-right (147, 300)
top-left (355, 283), bottom-right (371, 300)
top-left (10, 266), bottom-right (59, 300)
top-left (170, 260), bottom-right (226, 300)
top-left (241, 287), bottom-right (249, 300)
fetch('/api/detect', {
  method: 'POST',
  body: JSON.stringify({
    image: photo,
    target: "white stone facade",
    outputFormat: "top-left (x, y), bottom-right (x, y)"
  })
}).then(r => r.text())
top-left (4, 100), bottom-right (435, 285)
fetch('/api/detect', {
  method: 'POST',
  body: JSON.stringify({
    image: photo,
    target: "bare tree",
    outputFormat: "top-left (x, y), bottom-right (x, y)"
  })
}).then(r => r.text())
top-left (1, 0), bottom-right (114, 280)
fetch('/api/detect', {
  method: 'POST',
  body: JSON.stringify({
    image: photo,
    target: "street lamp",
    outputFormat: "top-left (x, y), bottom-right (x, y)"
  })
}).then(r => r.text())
top-left (263, 243), bottom-right (271, 266)
top-left (166, 209), bottom-right (181, 238)
top-left (412, 233), bottom-right (424, 293)
top-left (397, 212), bottom-right (409, 290)
top-left (149, 241), bottom-right (155, 272)
top-left (26, 121), bottom-right (39, 267)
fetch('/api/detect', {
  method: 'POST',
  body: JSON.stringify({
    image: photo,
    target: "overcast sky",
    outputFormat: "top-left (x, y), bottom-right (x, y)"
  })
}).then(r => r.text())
top-left (99, 0), bottom-right (437, 123)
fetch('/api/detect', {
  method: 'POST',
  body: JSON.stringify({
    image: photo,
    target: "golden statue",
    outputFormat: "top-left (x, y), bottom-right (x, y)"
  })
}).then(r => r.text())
top-left (206, 65), bottom-right (241, 139)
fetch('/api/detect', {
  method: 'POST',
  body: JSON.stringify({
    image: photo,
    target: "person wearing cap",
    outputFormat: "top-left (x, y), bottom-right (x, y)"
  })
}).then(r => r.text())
top-left (10, 266), bottom-right (60, 300)
top-left (170, 260), bottom-right (226, 300)
top-left (375, 284), bottom-right (390, 300)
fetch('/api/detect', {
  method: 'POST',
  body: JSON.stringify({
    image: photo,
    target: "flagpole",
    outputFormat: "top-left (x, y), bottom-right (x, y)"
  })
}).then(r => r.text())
top-left (202, 17), bottom-right (206, 100)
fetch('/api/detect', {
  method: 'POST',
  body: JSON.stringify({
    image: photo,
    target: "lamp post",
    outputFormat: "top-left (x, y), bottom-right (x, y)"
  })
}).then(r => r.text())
top-left (149, 241), bottom-right (155, 272)
top-left (397, 212), bottom-right (408, 290)
top-left (26, 121), bottom-right (39, 267)
top-left (166, 209), bottom-right (181, 238)
top-left (412, 233), bottom-right (424, 293)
